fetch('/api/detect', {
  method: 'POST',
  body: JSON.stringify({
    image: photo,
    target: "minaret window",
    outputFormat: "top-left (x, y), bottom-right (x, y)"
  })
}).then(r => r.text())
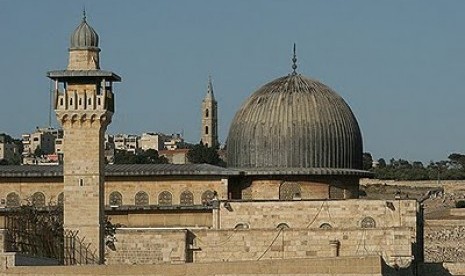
top-left (206, 109), bottom-right (209, 118)
top-left (205, 126), bottom-right (209, 135)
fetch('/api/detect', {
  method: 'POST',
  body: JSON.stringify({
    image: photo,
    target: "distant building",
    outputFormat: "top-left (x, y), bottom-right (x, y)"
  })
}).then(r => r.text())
top-left (21, 127), bottom-right (63, 164)
top-left (201, 76), bottom-right (218, 148)
top-left (113, 134), bottom-right (138, 154)
top-left (0, 134), bottom-right (19, 163)
top-left (159, 148), bottom-right (189, 164)
top-left (139, 133), bottom-right (169, 151)
top-left (164, 133), bottom-right (184, 150)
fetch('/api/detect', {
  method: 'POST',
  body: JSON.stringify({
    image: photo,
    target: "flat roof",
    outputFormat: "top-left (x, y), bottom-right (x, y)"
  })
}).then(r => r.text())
top-left (47, 70), bottom-right (121, 82)
top-left (0, 164), bottom-right (241, 178)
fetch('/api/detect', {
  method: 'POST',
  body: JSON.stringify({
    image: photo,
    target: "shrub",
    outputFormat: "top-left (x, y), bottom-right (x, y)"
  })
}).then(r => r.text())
top-left (456, 200), bottom-right (465, 208)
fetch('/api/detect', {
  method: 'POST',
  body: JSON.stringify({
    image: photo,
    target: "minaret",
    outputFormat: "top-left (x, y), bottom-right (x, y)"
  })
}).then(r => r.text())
top-left (47, 12), bottom-right (121, 264)
top-left (201, 76), bottom-right (218, 147)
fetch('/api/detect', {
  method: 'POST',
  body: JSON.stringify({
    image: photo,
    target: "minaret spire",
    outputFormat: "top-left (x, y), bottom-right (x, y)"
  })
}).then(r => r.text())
top-left (207, 75), bottom-right (214, 99)
top-left (291, 43), bottom-right (298, 75)
top-left (82, 6), bottom-right (87, 21)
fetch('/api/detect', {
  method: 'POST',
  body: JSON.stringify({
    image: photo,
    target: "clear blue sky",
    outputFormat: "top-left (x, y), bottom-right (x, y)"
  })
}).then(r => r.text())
top-left (0, 0), bottom-right (464, 163)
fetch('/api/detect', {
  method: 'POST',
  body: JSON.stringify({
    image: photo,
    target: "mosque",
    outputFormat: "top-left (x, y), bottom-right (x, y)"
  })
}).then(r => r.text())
top-left (0, 13), bottom-right (422, 275)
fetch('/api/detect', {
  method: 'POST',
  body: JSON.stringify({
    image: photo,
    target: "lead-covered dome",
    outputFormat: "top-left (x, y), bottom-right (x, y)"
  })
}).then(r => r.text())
top-left (227, 74), bottom-right (363, 170)
top-left (70, 15), bottom-right (99, 49)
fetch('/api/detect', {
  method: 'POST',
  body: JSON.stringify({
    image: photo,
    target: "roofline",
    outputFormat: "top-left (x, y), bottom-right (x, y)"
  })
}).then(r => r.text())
top-left (47, 70), bottom-right (121, 82)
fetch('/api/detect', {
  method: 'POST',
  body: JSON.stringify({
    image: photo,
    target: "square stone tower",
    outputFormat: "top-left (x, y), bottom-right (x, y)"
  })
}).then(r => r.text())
top-left (47, 13), bottom-right (121, 263)
top-left (201, 76), bottom-right (218, 148)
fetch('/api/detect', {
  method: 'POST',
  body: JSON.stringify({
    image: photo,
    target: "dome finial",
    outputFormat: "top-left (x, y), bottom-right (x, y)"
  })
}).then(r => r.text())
top-left (291, 43), bottom-right (298, 75)
top-left (82, 6), bottom-right (87, 21)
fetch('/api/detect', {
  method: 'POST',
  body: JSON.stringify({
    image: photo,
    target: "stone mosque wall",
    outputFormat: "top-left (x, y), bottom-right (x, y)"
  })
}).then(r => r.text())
top-left (214, 200), bottom-right (418, 233)
top-left (0, 176), bottom-right (227, 207)
top-left (104, 226), bottom-right (413, 268)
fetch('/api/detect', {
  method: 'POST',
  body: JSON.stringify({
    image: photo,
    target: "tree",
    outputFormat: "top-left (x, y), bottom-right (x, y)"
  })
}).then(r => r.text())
top-left (187, 143), bottom-right (225, 166)
top-left (448, 153), bottom-right (465, 170)
top-left (34, 146), bottom-right (44, 157)
top-left (377, 158), bottom-right (386, 168)
top-left (114, 149), bottom-right (168, 164)
top-left (362, 152), bottom-right (373, 171)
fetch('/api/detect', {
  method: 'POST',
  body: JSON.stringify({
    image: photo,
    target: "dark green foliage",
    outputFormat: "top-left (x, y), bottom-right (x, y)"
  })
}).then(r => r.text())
top-left (362, 152), bottom-right (373, 171)
top-left (34, 146), bottom-right (44, 157)
top-left (187, 143), bottom-right (225, 166)
top-left (369, 152), bottom-right (465, 180)
top-left (456, 201), bottom-right (465, 208)
top-left (114, 149), bottom-right (168, 164)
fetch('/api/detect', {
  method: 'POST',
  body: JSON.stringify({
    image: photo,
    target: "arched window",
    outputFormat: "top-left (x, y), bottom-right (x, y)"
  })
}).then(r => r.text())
top-left (109, 191), bottom-right (123, 206)
top-left (361, 217), bottom-right (376, 229)
top-left (205, 109), bottom-right (209, 118)
top-left (180, 191), bottom-right (194, 206)
top-left (201, 190), bottom-right (215, 205)
top-left (6, 192), bottom-right (20, 207)
top-left (277, 223), bottom-right (290, 229)
top-left (57, 192), bottom-right (64, 207)
top-left (135, 191), bottom-right (149, 206)
top-left (205, 126), bottom-right (209, 135)
top-left (32, 192), bottom-right (45, 207)
top-left (279, 182), bottom-right (301, 200)
top-left (158, 191), bottom-right (172, 206)
top-left (319, 223), bottom-right (332, 229)
top-left (234, 223), bottom-right (249, 229)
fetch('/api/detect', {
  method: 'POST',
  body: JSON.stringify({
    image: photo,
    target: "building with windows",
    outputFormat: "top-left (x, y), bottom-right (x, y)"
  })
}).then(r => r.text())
top-left (0, 14), bottom-right (423, 275)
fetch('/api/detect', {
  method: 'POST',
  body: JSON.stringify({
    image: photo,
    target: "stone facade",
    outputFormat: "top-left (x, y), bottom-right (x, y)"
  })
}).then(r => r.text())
top-left (214, 200), bottom-right (418, 233)
top-left (0, 176), bottom-right (226, 208)
top-left (237, 176), bottom-right (360, 200)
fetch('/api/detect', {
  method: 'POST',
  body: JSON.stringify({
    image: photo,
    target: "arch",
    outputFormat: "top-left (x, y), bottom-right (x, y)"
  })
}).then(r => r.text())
top-left (361, 216), bottom-right (376, 229)
top-left (109, 191), bottom-right (123, 206)
top-left (57, 192), bottom-right (64, 206)
top-left (180, 190), bottom-right (194, 206)
top-left (279, 182), bottom-right (301, 200)
top-left (6, 192), bottom-right (20, 207)
top-left (319, 223), bottom-right (332, 229)
top-left (276, 223), bottom-right (290, 229)
top-left (135, 191), bottom-right (149, 206)
top-left (205, 108), bottom-right (209, 118)
top-left (234, 223), bottom-right (249, 229)
top-left (32, 192), bottom-right (45, 207)
top-left (201, 190), bottom-right (215, 205)
top-left (158, 191), bottom-right (172, 206)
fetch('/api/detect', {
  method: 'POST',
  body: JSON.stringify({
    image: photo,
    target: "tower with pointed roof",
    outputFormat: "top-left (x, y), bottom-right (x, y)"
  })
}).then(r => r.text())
top-left (47, 11), bottom-right (121, 263)
top-left (201, 76), bottom-right (218, 148)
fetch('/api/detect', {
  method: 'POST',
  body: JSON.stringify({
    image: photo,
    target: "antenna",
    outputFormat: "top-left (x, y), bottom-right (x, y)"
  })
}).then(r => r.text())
top-left (49, 79), bottom-right (52, 128)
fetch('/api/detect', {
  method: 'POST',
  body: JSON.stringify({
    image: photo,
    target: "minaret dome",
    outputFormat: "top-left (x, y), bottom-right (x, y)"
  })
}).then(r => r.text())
top-left (70, 11), bottom-right (99, 49)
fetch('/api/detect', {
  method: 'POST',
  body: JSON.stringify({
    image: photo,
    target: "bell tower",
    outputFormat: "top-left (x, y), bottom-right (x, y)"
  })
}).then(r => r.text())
top-left (201, 76), bottom-right (218, 147)
top-left (47, 12), bottom-right (121, 263)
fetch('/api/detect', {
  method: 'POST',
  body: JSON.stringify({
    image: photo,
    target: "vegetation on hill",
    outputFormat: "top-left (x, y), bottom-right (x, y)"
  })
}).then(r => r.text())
top-left (113, 149), bottom-right (168, 164)
top-left (365, 152), bottom-right (465, 180)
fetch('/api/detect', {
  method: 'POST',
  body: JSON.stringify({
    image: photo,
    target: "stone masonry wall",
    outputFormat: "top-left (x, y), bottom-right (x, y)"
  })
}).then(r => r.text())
top-left (0, 176), bottom-right (227, 207)
top-left (216, 200), bottom-right (418, 234)
top-left (191, 228), bottom-right (412, 268)
top-left (105, 229), bottom-right (188, 265)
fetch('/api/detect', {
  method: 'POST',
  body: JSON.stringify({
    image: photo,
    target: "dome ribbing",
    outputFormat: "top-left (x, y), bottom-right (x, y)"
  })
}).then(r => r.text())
top-left (70, 15), bottom-right (99, 49)
top-left (226, 74), bottom-right (363, 170)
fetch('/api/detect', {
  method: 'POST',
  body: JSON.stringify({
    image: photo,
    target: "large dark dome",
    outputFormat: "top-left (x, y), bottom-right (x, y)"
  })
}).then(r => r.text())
top-left (227, 74), bottom-right (363, 171)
